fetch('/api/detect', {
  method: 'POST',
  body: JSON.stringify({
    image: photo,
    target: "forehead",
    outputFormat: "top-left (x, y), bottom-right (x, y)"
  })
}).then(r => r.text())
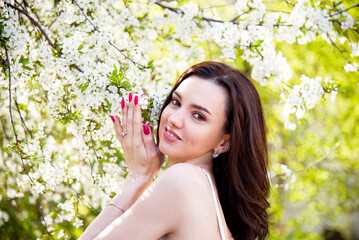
top-left (176, 76), bottom-right (228, 114)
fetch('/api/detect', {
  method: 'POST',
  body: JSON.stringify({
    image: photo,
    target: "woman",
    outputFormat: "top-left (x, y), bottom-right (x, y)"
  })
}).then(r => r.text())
top-left (79, 61), bottom-right (270, 240)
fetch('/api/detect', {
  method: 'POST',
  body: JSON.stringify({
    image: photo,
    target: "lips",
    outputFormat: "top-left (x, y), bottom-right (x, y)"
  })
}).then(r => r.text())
top-left (164, 126), bottom-right (182, 141)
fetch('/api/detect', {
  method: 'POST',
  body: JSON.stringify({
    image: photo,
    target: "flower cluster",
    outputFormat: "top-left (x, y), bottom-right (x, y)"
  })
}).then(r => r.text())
top-left (0, 0), bottom-right (357, 238)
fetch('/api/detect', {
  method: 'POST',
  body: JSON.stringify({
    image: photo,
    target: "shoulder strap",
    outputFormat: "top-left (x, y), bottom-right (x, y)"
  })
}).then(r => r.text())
top-left (201, 169), bottom-right (227, 240)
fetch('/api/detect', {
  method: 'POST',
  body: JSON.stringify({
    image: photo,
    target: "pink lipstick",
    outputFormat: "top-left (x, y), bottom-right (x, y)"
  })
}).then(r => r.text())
top-left (164, 126), bottom-right (182, 142)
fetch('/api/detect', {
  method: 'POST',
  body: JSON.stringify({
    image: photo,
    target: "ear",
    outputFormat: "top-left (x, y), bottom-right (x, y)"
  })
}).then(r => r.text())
top-left (214, 134), bottom-right (230, 154)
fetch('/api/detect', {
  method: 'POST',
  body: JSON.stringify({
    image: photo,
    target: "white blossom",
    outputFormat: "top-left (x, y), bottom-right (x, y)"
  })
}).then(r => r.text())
top-left (349, 42), bottom-right (359, 57)
top-left (57, 229), bottom-right (65, 239)
top-left (0, 210), bottom-right (9, 227)
top-left (73, 217), bottom-right (83, 228)
top-left (344, 62), bottom-right (358, 72)
top-left (340, 12), bottom-right (354, 30)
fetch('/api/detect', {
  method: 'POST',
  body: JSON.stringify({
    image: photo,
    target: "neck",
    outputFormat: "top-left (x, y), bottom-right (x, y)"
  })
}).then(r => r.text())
top-left (167, 155), bottom-right (213, 172)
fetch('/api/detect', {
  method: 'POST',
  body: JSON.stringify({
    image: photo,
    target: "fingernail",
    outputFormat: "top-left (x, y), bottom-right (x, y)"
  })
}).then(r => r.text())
top-left (121, 99), bottom-right (125, 109)
top-left (134, 95), bottom-right (138, 105)
top-left (143, 125), bottom-right (150, 135)
top-left (129, 92), bottom-right (133, 102)
top-left (110, 115), bottom-right (115, 122)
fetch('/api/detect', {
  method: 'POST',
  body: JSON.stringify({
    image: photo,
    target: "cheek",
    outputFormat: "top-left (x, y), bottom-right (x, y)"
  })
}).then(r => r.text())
top-left (160, 108), bottom-right (169, 125)
top-left (187, 124), bottom-right (223, 147)
top-left (159, 107), bottom-right (170, 132)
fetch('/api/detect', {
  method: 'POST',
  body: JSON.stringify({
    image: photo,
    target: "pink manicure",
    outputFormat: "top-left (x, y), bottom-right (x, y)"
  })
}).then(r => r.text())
top-left (110, 115), bottom-right (115, 122)
top-left (134, 95), bottom-right (138, 105)
top-left (129, 92), bottom-right (133, 102)
top-left (121, 99), bottom-right (125, 109)
top-left (143, 125), bottom-right (150, 135)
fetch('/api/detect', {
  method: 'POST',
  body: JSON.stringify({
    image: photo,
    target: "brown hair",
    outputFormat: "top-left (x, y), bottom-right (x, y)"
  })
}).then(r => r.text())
top-left (157, 61), bottom-right (270, 240)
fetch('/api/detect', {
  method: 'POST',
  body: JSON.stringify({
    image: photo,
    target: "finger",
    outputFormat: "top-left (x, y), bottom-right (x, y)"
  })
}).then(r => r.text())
top-left (142, 124), bottom-right (158, 161)
top-left (112, 115), bottom-right (124, 143)
top-left (133, 95), bottom-right (142, 141)
top-left (121, 98), bottom-right (127, 132)
top-left (126, 92), bottom-right (134, 137)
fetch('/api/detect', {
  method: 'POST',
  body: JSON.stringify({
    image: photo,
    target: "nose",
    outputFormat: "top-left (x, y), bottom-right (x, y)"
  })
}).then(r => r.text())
top-left (168, 109), bottom-right (184, 129)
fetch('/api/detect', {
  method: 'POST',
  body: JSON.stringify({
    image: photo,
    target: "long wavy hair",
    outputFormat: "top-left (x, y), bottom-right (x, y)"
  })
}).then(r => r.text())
top-left (157, 61), bottom-right (270, 240)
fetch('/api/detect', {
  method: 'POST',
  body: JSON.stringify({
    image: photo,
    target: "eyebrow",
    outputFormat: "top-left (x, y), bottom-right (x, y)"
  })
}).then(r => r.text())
top-left (173, 91), bottom-right (212, 116)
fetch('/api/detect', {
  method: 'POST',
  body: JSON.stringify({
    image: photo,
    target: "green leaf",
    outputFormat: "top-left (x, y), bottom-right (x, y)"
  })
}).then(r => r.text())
top-left (142, 111), bottom-right (151, 122)
top-left (79, 83), bottom-right (89, 93)
top-left (310, 0), bottom-right (315, 8)
top-left (35, 60), bottom-right (44, 68)
top-left (147, 59), bottom-right (154, 68)
top-left (62, 117), bottom-right (69, 125)
top-left (19, 56), bottom-right (29, 65)
top-left (78, 42), bottom-right (84, 51)
top-left (17, 104), bottom-right (27, 111)
top-left (23, 66), bottom-right (33, 71)
top-left (112, 64), bottom-right (118, 76)
top-left (108, 75), bottom-right (118, 82)
top-left (121, 80), bottom-right (132, 90)
top-left (118, 68), bottom-right (125, 81)
top-left (254, 40), bottom-right (264, 46)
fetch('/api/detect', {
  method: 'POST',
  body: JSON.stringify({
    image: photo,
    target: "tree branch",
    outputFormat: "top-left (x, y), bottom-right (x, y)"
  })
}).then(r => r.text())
top-left (273, 142), bottom-right (340, 180)
top-left (156, 1), bottom-right (292, 26)
top-left (5, 2), bottom-right (84, 73)
top-left (5, 45), bottom-right (34, 184)
top-left (295, 142), bottom-right (340, 174)
top-left (283, 0), bottom-right (295, 7)
top-left (328, 35), bottom-right (350, 63)
top-left (82, 136), bottom-right (94, 178)
top-left (69, 184), bottom-right (99, 213)
top-left (330, 3), bottom-right (359, 17)
top-left (266, 8), bottom-right (291, 14)
top-left (0, 116), bottom-right (11, 141)
top-left (6, 2), bottom-right (55, 49)
top-left (14, 94), bottom-right (34, 139)
top-left (72, 0), bottom-right (100, 32)
top-left (108, 41), bottom-right (147, 69)
top-left (69, 63), bottom-right (84, 73)
top-left (89, 120), bottom-right (105, 176)
top-left (38, 196), bottom-right (55, 240)
top-left (155, 0), bottom-right (184, 14)
top-left (72, 0), bottom-right (147, 69)
top-left (15, 0), bottom-right (42, 24)
top-left (202, 16), bottom-right (230, 24)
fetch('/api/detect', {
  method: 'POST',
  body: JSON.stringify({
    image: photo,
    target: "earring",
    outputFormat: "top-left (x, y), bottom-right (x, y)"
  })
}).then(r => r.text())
top-left (212, 152), bottom-right (219, 158)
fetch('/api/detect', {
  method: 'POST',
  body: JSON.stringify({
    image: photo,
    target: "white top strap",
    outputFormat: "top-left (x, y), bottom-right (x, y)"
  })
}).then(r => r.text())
top-left (201, 169), bottom-right (227, 240)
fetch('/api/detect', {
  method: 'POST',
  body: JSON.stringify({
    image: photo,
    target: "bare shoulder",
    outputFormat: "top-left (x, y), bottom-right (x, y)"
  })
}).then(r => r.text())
top-left (158, 163), bottom-right (208, 189)
top-left (153, 163), bottom-right (219, 238)
top-left (91, 163), bottom-right (217, 239)
top-left (154, 163), bottom-right (212, 206)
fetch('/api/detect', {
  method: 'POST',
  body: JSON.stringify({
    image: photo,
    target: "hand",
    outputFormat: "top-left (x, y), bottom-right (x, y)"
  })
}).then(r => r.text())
top-left (112, 93), bottom-right (164, 181)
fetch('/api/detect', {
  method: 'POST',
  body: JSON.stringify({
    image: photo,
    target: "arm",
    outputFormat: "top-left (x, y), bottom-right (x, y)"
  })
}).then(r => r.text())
top-left (94, 164), bottom-right (198, 240)
top-left (79, 174), bottom-right (151, 240)
top-left (79, 94), bottom-right (164, 239)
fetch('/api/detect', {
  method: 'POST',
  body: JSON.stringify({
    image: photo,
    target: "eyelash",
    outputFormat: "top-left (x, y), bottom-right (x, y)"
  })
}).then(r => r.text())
top-left (171, 97), bottom-right (206, 121)
top-left (193, 113), bottom-right (205, 121)
top-left (171, 98), bottom-right (180, 107)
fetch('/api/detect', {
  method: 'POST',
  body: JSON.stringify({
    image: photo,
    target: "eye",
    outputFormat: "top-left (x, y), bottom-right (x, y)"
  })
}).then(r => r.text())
top-left (171, 98), bottom-right (180, 107)
top-left (193, 113), bottom-right (205, 121)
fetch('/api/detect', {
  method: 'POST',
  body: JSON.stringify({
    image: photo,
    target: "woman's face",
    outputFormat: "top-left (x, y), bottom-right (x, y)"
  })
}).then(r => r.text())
top-left (158, 75), bottom-right (230, 164)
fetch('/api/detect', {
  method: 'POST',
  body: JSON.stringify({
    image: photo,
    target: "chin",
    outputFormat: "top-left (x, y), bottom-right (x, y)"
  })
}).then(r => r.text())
top-left (158, 142), bottom-right (179, 160)
top-left (158, 141), bottom-right (171, 156)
